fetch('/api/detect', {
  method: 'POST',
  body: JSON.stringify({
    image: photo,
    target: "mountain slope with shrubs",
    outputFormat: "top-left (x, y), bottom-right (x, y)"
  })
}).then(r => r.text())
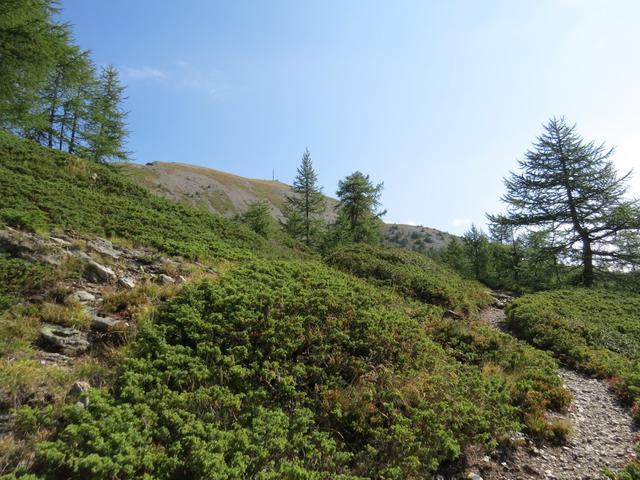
top-left (0, 134), bottom-right (574, 479)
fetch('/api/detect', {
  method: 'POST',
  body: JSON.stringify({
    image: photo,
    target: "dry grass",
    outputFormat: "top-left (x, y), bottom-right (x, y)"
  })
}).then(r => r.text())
top-left (39, 301), bottom-right (90, 328)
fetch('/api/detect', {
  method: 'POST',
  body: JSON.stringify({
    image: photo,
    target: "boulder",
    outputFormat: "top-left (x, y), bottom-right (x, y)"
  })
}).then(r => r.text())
top-left (91, 314), bottom-right (127, 332)
top-left (67, 290), bottom-right (96, 304)
top-left (158, 273), bottom-right (175, 285)
top-left (84, 260), bottom-right (116, 283)
top-left (87, 238), bottom-right (121, 259)
top-left (67, 380), bottom-right (91, 398)
top-left (40, 323), bottom-right (89, 356)
top-left (118, 276), bottom-right (136, 289)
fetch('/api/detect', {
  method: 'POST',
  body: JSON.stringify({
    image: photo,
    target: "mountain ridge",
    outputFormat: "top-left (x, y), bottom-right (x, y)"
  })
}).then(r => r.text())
top-left (121, 160), bottom-right (456, 251)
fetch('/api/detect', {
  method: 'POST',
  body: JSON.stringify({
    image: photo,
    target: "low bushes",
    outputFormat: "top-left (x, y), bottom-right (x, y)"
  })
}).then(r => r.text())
top-left (23, 260), bottom-right (546, 479)
top-left (327, 243), bottom-right (491, 315)
top-left (506, 288), bottom-right (640, 477)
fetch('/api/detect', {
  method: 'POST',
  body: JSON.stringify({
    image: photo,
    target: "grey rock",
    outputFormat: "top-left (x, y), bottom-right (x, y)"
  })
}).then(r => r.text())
top-left (67, 290), bottom-right (96, 304)
top-left (35, 350), bottom-right (74, 366)
top-left (158, 273), bottom-right (175, 285)
top-left (91, 314), bottom-right (127, 332)
top-left (88, 238), bottom-right (121, 259)
top-left (84, 260), bottom-right (116, 283)
top-left (40, 323), bottom-right (89, 356)
top-left (468, 473), bottom-right (483, 480)
top-left (118, 276), bottom-right (136, 289)
top-left (67, 380), bottom-right (91, 399)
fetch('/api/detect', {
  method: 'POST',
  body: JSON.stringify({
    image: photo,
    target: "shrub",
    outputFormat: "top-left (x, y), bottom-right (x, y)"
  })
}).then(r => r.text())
top-left (32, 260), bottom-right (528, 479)
top-left (327, 243), bottom-right (491, 314)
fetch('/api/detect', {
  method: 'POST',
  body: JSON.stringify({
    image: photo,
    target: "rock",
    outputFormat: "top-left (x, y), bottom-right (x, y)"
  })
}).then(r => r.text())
top-left (442, 309), bottom-right (462, 320)
top-left (91, 314), bottom-right (127, 332)
top-left (50, 236), bottom-right (71, 246)
top-left (157, 273), bottom-right (175, 285)
top-left (67, 290), bottom-right (96, 304)
top-left (468, 473), bottom-right (483, 480)
top-left (84, 260), bottom-right (116, 283)
top-left (67, 380), bottom-right (91, 398)
top-left (118, 276), bottom-right (136, 289)
top-left (87, 238), bottom-right (121, 259)
top-left (35, 351), bottom-right (74, 366)
top-left (40, 323), bottom-right (89, 356)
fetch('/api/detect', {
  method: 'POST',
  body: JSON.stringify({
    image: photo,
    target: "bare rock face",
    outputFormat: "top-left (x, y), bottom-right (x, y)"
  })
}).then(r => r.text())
top-left (39, 323), bottom-right (89, 356)
top-left (84, 260), bottom-right (116, 283)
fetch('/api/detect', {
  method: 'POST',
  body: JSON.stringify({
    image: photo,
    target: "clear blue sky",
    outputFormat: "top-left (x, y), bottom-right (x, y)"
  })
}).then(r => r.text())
top-left (58, 0), bottom-right (640, 234)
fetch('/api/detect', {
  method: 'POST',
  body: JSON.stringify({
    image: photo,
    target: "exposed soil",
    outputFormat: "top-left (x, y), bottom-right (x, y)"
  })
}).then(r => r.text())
top-left (476, 305), bottom-right (637, 480)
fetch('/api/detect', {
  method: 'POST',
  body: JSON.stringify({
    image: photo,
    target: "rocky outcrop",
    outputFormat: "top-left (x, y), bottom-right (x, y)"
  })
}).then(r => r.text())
top-left (39, 323), bottom-right (89, 356)
top-left (84, 260), bottom-right (116, 283)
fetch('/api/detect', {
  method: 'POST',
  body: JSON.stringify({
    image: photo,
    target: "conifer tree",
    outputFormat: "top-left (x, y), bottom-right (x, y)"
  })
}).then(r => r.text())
top-left (462, 224), bottom-right (489, 280)
top-left (282, 149), bottom-right (326, 246)
top-left (0, 0), bottom-right (64, 132)
top-left (84, 65), bottom-right (129, 162)
top-left (490, 117), bottom-right (640, 286)
top-left (334, 171), bottom-right (386, 244)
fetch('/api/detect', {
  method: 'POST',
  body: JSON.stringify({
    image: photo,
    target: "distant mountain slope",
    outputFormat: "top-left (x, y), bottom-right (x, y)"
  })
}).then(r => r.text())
top-left (120, 161), bottom-right (338, 222)
top-left (121, 161), bottom-right (456, 250)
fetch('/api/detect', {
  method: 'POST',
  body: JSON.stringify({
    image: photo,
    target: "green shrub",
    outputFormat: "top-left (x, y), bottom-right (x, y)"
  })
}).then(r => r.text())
top-left (506, 287), bottom-right (640, 445)
top-left (0, 132), bottom-right (272, 263)
top-left (0, 209), bottom-right (48, 234)
top-left (33, 260), bottom-right (527, 479)
top-left (327, 243), bottom-right (491, 314)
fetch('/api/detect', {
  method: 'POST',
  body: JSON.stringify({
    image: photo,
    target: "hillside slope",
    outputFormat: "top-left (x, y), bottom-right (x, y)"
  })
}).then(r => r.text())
top-left (0, 133), bottom-right (575, 479)
top-left (122, 161), bottom-right (455, 250)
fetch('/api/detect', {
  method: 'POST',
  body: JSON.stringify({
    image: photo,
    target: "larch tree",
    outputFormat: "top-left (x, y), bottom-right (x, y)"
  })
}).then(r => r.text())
top-left (489, 117), bottom-right (640, 286)
top-left (334, 171), bottom-right (386, 244)
top-left (84, 64), bottom-right (129, 162)
top-left (282, 149), bottom-right (326, 246)
top-left (0, 0), bottom-right (64, 132)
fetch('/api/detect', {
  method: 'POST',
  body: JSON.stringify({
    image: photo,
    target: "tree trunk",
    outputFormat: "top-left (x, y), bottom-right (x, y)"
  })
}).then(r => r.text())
top-left (58, 104), bottom-right (67, 150)
top-left (68, 112), bottom-right (78, 154)
top-left (582, 238), bottom-right (594, 287)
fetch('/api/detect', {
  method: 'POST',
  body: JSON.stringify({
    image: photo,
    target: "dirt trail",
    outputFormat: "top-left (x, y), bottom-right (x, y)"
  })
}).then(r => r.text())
top-left (478, 305), bottom-right (637, 480)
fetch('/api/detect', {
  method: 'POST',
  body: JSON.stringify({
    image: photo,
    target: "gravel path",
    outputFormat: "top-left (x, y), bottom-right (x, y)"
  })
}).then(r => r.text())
top-left (477, 305), bottom-right (637, 480)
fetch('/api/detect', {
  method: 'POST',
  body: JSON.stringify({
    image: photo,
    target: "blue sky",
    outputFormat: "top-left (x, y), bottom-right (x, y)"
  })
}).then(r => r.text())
top-left (58, 0), bottom-right (640, 234)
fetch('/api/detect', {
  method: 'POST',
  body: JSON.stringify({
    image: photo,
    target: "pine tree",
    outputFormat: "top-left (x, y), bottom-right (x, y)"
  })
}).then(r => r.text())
top-left (490, 117), bottom-right (640, 286)
top-left (84, 65), bottom-right (129, 162)
top-left (334, 171), bottom-right (386, 244)
top-left (282, 149), bottom-right (326, 246)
